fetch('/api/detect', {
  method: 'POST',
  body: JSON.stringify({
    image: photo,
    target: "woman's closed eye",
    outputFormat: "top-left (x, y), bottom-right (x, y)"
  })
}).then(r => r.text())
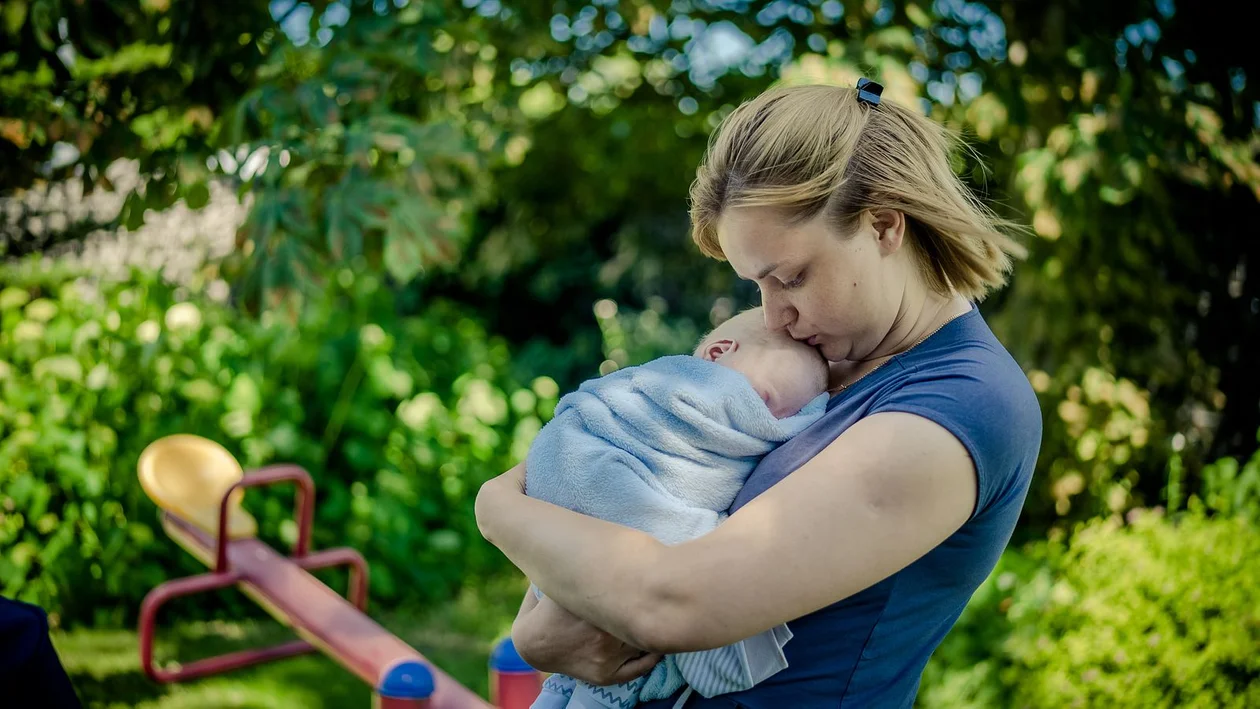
top-left (782, 271), bottom-right (806, 289)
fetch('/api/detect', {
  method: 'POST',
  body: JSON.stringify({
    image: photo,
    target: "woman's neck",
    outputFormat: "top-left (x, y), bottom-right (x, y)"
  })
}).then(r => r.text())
top-left (827, 293), bottom-right (971, 393)
top-left (884, 292), bottom-right (972, 355)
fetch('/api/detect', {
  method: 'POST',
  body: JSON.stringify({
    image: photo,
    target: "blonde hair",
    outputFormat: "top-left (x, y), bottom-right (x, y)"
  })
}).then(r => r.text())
top-left (689, 84), bottom-right (1027, 300)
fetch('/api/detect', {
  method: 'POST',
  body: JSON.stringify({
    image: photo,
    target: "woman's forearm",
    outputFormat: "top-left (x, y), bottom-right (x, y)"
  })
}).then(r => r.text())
top-left (475, 467), bottom-right (679, 647)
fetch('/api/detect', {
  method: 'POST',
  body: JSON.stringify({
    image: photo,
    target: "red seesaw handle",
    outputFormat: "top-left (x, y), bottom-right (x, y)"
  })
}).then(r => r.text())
top-left (138, 546), bottom-right (370, 683)
top-left (216, 465), bottom-right (315, 574)
top-left (298, 547), bottom-right (370, 612)
top-left (138, 570), bottom-right (316, 683)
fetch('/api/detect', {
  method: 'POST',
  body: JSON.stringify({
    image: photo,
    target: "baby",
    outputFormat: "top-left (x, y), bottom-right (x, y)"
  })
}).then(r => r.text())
top-left (525, 307), bottom-right (829, 709)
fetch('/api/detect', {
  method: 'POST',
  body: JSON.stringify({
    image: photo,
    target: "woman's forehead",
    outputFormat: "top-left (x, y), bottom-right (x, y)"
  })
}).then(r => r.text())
top-left (717, 207), bottom-right (823, 278)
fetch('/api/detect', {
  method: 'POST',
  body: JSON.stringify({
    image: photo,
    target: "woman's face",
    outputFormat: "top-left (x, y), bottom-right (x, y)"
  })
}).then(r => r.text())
top-left (716, 205), bottom-right (912, 363)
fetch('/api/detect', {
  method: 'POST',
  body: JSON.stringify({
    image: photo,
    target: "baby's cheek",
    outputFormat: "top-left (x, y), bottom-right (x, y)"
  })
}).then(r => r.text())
top-left (755, 387), bottom-right (771, 407)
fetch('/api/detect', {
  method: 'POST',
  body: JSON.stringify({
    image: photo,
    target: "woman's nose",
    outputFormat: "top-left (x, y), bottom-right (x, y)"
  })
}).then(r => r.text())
top-left (762, 291), bottom-right (796, 332)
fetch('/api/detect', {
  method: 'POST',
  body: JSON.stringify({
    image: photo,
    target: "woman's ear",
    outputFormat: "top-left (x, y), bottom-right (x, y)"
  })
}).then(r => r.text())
top-left (870, 209), bottom-right (906, 254)
top-left (702, 339), bottom-right (738, 362)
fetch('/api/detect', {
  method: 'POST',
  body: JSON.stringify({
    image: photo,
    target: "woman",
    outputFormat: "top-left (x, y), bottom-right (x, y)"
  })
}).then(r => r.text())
top-left (475, 81), bottom-right (1042, 708)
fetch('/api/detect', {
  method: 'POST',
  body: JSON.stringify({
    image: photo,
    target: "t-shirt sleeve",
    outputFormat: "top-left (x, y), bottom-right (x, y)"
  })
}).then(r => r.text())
top-left (868, 360), bottom-right (1042, 518)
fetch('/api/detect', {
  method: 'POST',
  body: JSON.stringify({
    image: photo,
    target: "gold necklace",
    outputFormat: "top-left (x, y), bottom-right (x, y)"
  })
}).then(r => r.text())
top-left (828, 309), bottom-right (963, 394)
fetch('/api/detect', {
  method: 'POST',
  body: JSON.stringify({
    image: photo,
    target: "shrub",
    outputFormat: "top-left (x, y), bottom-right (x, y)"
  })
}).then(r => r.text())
top-left (1002, 509), bottom-right (1259, 708)
top-left (920, 505), bottom-right (1260, 708)
top-left (0, 259), bottom-right (552, 625)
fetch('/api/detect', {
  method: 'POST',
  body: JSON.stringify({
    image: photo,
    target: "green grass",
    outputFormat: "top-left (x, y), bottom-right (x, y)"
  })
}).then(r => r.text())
top-left (53, 576), bottom-right (525, 709)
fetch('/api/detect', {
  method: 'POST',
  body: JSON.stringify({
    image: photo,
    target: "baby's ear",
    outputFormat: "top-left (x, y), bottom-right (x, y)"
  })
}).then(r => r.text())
top-left (701, 338), bottom-right (737, 362)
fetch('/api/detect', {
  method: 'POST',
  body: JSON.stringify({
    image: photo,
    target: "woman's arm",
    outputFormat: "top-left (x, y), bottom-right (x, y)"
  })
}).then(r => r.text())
top-left (476, 411), bottom-right (977, 654)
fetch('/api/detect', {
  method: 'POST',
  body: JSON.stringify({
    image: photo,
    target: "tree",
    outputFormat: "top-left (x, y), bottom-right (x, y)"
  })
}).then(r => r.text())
top-left (0, 0), bottom-right (274, 254)
top-left (3, 0), bottom-right (1256, 533)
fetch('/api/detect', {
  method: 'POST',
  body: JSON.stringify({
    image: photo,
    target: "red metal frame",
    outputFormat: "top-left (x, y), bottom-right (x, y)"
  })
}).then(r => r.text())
top-left (215, 464), bottom-right (315, 573)
top-left (138, 541), bottom-right (373, 683)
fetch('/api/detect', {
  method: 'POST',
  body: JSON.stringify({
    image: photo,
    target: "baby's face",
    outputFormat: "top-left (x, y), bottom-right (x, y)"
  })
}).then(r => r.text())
top-left (696, 312), bottom-right (829, 418)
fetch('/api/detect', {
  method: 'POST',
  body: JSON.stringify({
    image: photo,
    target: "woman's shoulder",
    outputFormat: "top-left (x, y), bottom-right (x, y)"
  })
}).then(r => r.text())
top-left (894, 305), bottom-right (1038, 408)
top-left (869, 310), bottom-right (1043, 515)
top-left (879, 337), bottom-right (1043, 453)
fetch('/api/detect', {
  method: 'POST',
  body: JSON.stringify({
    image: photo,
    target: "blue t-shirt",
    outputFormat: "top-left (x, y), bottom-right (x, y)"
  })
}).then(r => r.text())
top-left (640, 304), bottom-right (1042, 708)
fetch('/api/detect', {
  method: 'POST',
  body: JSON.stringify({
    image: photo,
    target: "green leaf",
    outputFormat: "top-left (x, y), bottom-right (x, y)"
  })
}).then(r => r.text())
top-left (69, 42), bottom-right (173, 80)
top-left (23, 297), bottom-right (57, 321)
top-left (28, 0), bottom-right (54, 51)
top-left (225, 373), bottom-right (262, 415)
top-left (3, 0), bottom-right (28, 36)
top-left (905, 4), bottom-right (932, 29)
top-left (0, 287), bottom-right (31, 310)
top-left (383, 231), bottom-right (425, 284)
top-left (120, 191), bottom-right (146, 231)
top-left (33, 355), bottom-right (83, 383)
top-left (179, 379), bottom-right (221, 403)
top-left (184, 181), bottom-right (210, 209)
top-left (325, 182), bottom-right (359, 260)
top-left (85, 363), bottom-right (109, 390)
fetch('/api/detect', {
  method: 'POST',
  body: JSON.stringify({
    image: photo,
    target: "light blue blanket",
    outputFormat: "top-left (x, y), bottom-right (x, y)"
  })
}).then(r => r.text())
top-left (525, 355), bottom-right (827, 708)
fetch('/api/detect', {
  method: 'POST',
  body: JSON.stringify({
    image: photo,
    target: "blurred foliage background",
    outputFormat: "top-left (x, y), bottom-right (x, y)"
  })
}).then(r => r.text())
top-left (1, 0), bottom-right (1257, 706)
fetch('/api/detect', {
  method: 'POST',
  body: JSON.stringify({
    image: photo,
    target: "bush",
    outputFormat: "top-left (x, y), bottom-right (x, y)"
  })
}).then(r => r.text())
top-left (919, 505), bottom-right (1260, 708)
top-left (0, 259), bottom-right (552, 626)
top-left (1008, 510), bottom-right (1259, 708)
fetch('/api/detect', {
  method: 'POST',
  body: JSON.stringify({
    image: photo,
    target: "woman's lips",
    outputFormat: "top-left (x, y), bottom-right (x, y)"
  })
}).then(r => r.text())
top-left (807, 335), bottom-right (820, 346)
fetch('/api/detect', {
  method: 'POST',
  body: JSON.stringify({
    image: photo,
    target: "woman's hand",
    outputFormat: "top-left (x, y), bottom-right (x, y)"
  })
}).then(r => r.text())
top-left (513, 595), bottom-right (662, 685)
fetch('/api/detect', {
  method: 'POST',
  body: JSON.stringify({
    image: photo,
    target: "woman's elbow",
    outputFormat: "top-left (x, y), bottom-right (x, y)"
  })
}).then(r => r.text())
top-left (510, 622), bottom-right (555, 673)
top-left (473, 480), bottom-right (500, 543)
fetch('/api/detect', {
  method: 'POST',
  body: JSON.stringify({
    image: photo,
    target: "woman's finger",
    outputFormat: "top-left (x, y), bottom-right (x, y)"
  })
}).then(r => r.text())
top-left (609, 651), bottom-right (665, 685)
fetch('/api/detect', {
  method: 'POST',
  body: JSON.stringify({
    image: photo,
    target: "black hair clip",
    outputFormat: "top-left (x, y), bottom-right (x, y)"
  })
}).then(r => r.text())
top-left (856, 77), bottom-right (883, 107)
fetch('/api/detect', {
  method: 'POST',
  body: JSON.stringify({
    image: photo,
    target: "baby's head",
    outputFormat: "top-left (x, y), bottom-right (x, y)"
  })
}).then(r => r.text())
top-left (693, 307), bottom-right (829, 418)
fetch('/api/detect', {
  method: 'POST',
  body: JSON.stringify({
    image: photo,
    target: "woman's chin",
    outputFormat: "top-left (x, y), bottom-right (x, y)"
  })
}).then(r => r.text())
top-left (816, 340), bottom-right (846, 362)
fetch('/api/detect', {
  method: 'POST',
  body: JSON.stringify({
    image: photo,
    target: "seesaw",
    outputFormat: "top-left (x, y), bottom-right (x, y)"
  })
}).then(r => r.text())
top-left (136, 434), bottom-right (543, 708)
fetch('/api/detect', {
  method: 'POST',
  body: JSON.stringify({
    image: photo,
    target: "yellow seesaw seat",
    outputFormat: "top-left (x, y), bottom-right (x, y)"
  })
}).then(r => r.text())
top-left (137, 435), bottom-right (258, 539)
